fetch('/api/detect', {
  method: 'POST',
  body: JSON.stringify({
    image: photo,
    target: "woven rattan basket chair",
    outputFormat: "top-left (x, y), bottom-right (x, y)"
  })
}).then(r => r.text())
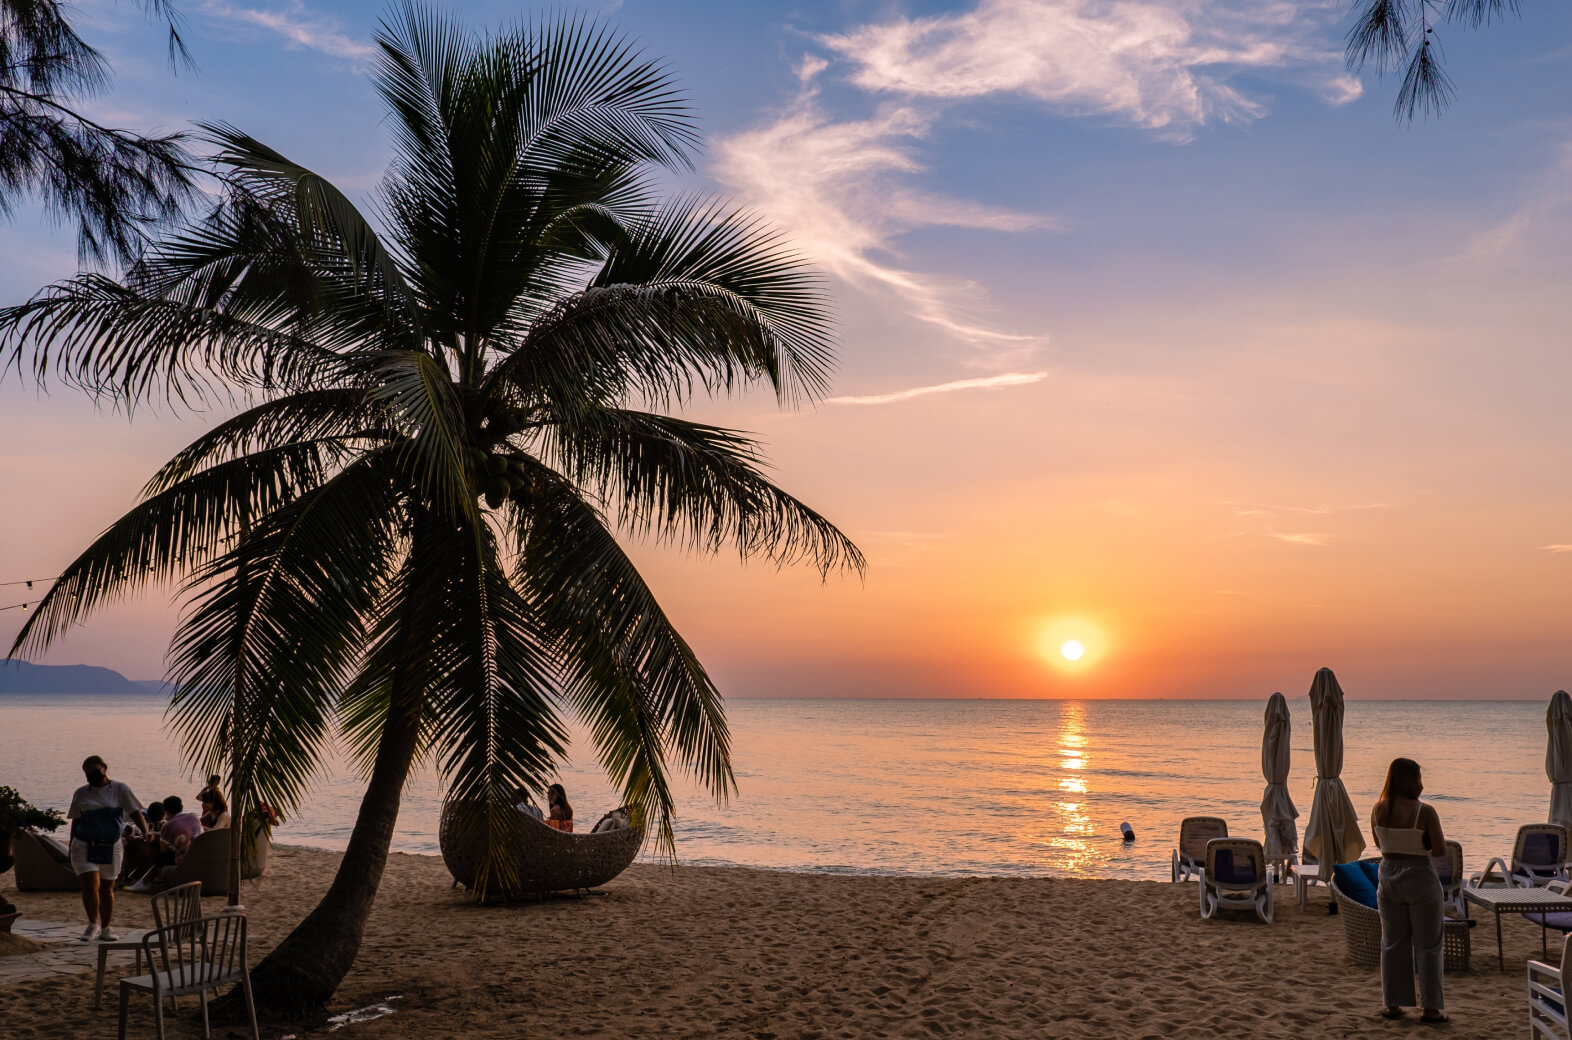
top-left (1330, 878), bottom-right (1471, 972)
top-left (439, 801), bottom-right (643, 900)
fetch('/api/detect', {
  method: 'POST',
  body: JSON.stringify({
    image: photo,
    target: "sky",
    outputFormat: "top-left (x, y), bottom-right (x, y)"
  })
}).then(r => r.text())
top-left (2, 0), bottom-right (1571, 699)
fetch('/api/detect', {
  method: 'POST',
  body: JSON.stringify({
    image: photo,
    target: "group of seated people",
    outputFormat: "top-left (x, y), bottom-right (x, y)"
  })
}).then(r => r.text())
top-left (515, 783), bottom-right (574, 831)
top-left (120, 774), bottom-right (231, 891)
top-left (512, 783), bottom-right (633, 835)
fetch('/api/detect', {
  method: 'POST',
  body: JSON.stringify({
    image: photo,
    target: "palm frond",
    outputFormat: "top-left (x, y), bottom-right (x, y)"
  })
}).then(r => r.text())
top-left (514, 13), bottom-right (698, 173)
top-left (424, 519), bottom-right (568, 896)
top-left (544, 407), bottom-right (864, 577)
top-left (0, 273), bottom-right (339, 410)
top-left (145, 388), bottom-right (385, 493)
top-left (487, 198), bottom-right (834, 416)
top-left (367, 349), bottom-right (474, 519)
top-left (197, 122), bottom-right (423, 347)
top-left (167, 457), bottom-right (401, 818)
top-left (11, 442), bottom-right (337, 657)
top-left (512, 458), bottom-right (735, 852)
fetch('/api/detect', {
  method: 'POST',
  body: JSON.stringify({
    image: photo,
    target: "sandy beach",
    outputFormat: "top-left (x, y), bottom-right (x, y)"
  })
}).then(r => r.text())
top-left (1, 844), bottom-right (1528, 1038)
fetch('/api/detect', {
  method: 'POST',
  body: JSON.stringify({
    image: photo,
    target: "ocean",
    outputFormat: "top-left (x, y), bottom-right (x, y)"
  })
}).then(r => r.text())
top-left (0, 695), bottom-right (1548, 881)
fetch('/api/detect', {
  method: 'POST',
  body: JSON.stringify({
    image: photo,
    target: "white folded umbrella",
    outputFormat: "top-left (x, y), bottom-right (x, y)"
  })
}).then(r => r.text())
top-left (1548, 690), bottom-right (1572, 832)
top-left (1260, 691), bottom-right (1298, 860)
top-left (1302, 667), bottom-right (1366, 877)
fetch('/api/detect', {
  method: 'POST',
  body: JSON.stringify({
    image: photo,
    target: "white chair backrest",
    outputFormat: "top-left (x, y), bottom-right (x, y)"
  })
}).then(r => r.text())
top-left (143, 913), bottom-right (248, 992)
top-left (1435, 840), bottom-right (1462, 889)
top-left (151, 881), bottom-right (203, 931)
top-left (1179, 817), bottom-right (1228, 861)
top-left (1205, 838), bottom-right (1265, 889)
top-left (1518, 824), bottom-right (1571, 873)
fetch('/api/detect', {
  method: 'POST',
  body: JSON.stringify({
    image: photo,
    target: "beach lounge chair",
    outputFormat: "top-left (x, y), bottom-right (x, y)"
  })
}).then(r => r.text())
top-left (440, 800), bottom-right (644, 900)
top-left (1329, 867), bottom-right (1472, 972)
top-left (1472, 824), bottom-right (1572, 889)
top-left (94, 882), bottom-right (203, 1011)
top-left (1436, 839), bottom-right (1465, 916)
top-left (1198, 837), bottom-right (1273, 923)
top-left (11, 829), bottom-right (77, 891)
top-left (1529, 931), bottom-right (1572, 1040)
top-left (1171, 816), bottom-right (1228, 883)
top-left (1520, 879), bottom-right (1572, 960)
top-left (116, 913), bottom-right (258, 1040)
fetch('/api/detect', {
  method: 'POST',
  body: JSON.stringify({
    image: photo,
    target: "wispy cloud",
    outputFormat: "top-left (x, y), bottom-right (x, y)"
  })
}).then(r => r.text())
top-left (713, 2), bottom-right (1357, 367)
top-left (199, 1), bottom-right (376, 62)
top-left (1225, 501), bottom-right (1392, 517)
top-left (826, 371), bottom-right (1047, 405)
top-left (1540, 545), bottom-right (1572, 553)
top-left (1464, 136), bottom-right (1572, 260)
top-left (714, 78), bottom-right (1050, 365)
top-left (1269, 531), bottom-right (1327, 546)
top-left (1224, 499), bottom-right (1395, 548)
top-left (1229, 529), bottom-right (1328, 546)
top-left (818, 0), bottom-right (1356, 139)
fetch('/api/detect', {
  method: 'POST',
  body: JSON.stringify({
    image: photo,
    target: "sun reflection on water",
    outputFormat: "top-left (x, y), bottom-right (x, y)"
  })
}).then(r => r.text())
top-left (1044, 704), bottom-right (1097, 870)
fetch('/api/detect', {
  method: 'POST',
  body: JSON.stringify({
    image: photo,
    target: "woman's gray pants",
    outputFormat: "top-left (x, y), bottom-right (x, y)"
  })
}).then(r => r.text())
top-left (1378, 858), bottom-right (1444, 1010)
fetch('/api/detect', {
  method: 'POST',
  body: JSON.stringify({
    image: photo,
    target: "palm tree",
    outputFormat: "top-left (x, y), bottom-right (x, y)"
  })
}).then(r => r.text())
top-left (3, 3), bottom-right (862, 1016)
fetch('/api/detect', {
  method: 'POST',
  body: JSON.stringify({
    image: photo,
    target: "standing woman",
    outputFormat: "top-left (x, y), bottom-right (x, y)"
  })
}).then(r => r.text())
top-left (66, 756), bottom-right (149, 942)
top-left (1371, 757), bottom-right (1448, 1023)
top-left (546, 784), bottom-right (573, 833)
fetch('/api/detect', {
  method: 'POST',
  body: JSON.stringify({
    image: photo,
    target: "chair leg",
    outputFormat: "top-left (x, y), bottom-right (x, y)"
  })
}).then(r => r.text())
top-left (95, 945), bottom-right (108, 1010)
top-left (153, 984), bottom-right (167, 1040)
top-left (200, 986), bottom-right (211, 1039)
top-left (242, 970), bottom-right (261, 1040)
top-left (117, 982), bottom-right (131, 1040)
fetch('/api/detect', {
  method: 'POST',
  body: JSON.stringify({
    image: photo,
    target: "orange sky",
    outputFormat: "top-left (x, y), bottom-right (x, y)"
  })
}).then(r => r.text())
top-left (3, 2), bottom-right (1571, 699)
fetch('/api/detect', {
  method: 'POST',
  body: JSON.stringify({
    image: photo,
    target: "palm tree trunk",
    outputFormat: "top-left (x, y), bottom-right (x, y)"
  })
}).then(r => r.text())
top-left (228, 509), bottom-right (251, 909)
top-left (238, 677), bottom-right (423, 1017)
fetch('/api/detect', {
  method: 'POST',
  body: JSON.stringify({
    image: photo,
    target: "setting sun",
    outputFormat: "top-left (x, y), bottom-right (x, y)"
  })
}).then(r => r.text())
top-left (1036, 617), bottom-right (1107, 673)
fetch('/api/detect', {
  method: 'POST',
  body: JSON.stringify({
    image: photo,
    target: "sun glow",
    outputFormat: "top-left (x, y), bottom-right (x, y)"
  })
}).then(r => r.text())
top-left (1036, 617), bottom-right (1107, 673)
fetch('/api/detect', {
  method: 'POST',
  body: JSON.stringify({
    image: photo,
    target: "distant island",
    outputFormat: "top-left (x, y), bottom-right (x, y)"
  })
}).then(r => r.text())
top-left (0, 659), bottom-right (165, 695)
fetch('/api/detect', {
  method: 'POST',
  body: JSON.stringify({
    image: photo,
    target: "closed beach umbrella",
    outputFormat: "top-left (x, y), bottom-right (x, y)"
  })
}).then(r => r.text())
top-left (1548, 691), bottom-right (1572, 831)
top-left (1302, 667), bottom-right (1366, 876)
top-left (1260, 692), bottom-right (1298, 860)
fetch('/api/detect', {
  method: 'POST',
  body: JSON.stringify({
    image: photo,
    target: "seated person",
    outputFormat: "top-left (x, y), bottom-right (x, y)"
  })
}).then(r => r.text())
top-left (514, 787), bottom-right (544, 821)
top-left (159, 795), bottom-right (203, 863)
top-left (546, 783), bottom-right (573, 833)
top-left (199, 789), bottom-right (230, 830)
top-left (120, 801), bottom-right (167, 885)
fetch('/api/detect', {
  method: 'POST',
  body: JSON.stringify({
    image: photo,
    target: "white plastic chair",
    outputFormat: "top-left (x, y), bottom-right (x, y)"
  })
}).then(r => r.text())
top-left (1472, 824), bottom-right (1572, 889)
top-left (1172, 816), bottom-right (1228, 882)
top-left (1529, 930), bottom-right (1572, 1040)
top-left (1199, 837), bottom-right (1273, 923)
top-left (95, 880), bottom-right (203, 1010)
top-left (116, 913), bottom-right (259, 1040)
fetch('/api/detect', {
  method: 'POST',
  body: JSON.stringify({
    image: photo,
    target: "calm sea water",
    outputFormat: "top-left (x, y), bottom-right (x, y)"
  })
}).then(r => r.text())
top-left (0, 695), bottom-right (1547, 881)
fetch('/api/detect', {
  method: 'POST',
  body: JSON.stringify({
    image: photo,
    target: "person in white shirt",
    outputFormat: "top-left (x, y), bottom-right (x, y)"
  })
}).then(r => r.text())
top-left (66, 755), bottom-right (149, 942)
top-left (514, 787), bottom-right (544, 821)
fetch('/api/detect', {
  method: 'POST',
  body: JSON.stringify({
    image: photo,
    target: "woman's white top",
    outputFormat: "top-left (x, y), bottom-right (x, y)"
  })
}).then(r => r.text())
top-left (1375, 800), bottom-right (1430, 856)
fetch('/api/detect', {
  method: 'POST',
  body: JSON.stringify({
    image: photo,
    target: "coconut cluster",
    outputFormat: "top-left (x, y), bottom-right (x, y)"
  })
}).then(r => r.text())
top-left (468, 447), bottom-right (531, 509)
